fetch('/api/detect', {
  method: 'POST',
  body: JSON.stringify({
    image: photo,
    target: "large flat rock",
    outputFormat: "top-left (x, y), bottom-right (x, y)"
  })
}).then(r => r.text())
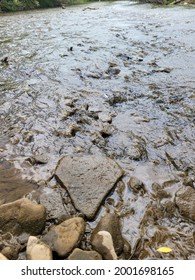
top-left (55, 155), bottom-right (123, 219)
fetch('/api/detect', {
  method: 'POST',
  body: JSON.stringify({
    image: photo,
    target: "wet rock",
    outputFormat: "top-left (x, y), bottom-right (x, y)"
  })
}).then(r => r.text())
top-left (86, 72), bottom-right (102, 79)
top-left (175, 186), bottom-right (195, 222)
top-left (161, 201), bottom-right (175, 218)
top-left (0, 232), bottom-right (21, 259)
top-left (91, 212), bottom-right (124, 255)
top-left (109, 62), bottom-right (118, 68)
top-left (152, 182), bottom-right (162, 192)
top-left (43, 217), bottom-right (85, 257)
top-left (64, 124), bottom-right (80, 137)
top-left (91, 231), bottom-right (117, 260)
top-left (116, 53), bottom-right (131, 61)
top-left (107, 93), bottom-right (128, 106)
top-left (99, 124), bottom-right (114, 138)
top-left (128, 177), bottom-right (146, 194)
top-left (68, 46), bottom-right (73, 52)
top-left (26, 236), bottom-right (53, 260)
top-left (61, 107), bottom-right (76, 120)
top-left (88, 104), bottom-right (102, 114)
top-left (55, 155), bottom-right (123, 219)
top-left (155, 67), bottom-right (172, 73)
top-left (82, 7), bottom-right (98, 11)
top-left (1, 246), bottom-right (19, 260)
top-left (40, 188), bottom-right (68, 223)
top-left (121, 239), bottom-right (132, 260)
top-left (10, 135), bottom-right (20, 145)
top-left (17, 233), bottom-right (30, 245)
top-left (0, 253), bottom-right (8, 260)
top-left (0, 56), bottom-right (9, 65)
top-left (152, 183), bottom-right (171, 200)
top-left (77, 115), bottom-right (92, 125)
top-left (183, 176), bottom-right (195, 188)
top-left (23, 132), bottom-right (33, 142)
top-left (90, 131), bottom-right (106, 146)
top-left (126, 143), bottom-right (148, 161)
top-left (98, 112), bottom-right (112, 123)
top-left (0, 159), bottom-right (38, 205)
top-left (17, 252), bottom-right (26, 260)
top-left (0, 198), bottom-right (46, 235)
top-left (68, 248), bottom-right (102, 260)
top-left (105, 197), bottom-right (115, 206)
top-left (64, 98), bottom-right (77, 107)
top-left (106, 66), bottom-right (121, 76)
top-left (31, 154), bottom-right (49, 165)
top-left (116, 180), bottom-right (125, 197)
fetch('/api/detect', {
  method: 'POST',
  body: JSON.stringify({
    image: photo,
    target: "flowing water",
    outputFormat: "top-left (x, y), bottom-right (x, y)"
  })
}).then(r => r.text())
top-left (0, 1), bottom-right (195, 259)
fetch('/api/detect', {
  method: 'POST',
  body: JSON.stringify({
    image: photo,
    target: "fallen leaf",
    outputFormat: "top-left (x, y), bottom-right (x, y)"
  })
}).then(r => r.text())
top-left (157, 247), bottom-right (173, 253)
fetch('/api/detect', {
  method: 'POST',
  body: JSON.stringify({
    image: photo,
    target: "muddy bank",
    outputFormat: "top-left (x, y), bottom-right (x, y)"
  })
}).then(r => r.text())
top-left (0, 1), bottom-right (195, 259)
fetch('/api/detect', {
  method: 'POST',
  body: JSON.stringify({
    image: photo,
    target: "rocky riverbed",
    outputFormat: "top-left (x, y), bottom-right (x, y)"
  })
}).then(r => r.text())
top-left (0, 1), bottom-right (195, 260)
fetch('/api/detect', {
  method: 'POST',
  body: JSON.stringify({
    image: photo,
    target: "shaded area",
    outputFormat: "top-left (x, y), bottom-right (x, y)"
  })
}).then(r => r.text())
top-left (0, 158), bottom-right (38, 205)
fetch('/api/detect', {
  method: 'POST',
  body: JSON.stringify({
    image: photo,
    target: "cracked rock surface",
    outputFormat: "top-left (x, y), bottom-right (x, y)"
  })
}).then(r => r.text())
top-left (55, 155), bottom-right (123, 219)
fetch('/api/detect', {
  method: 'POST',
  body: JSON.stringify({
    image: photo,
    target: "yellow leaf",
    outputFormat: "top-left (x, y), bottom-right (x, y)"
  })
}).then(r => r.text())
top-left (157, 247), bottom-right (173, 253)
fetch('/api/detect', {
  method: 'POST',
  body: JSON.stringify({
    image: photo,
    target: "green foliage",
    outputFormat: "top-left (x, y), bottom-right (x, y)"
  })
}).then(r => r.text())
top-left (0, 0), bottom-right (116, 12)
top-left (38, 0), bottom-right (61, 8)
top-left (0, 0), bottom-right (39, 11)
top-left (20, 0), bottom-right (40, 9)
top-left (0, 0), bottom-right (194, 12)
top-left (0, 0), bottom-right (19, 11)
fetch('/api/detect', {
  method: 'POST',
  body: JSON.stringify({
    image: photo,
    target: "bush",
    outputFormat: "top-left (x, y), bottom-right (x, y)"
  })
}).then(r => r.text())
top-left (0, 0), bottom-right (116, 12)
top-left (0, 0), bottom-right (39, 12)
top-left (0, 0), bottom-right (19, 11)
top-left (38, 0), bottom-right (61, 8)
top-left (0, 0), bottom-right (86, 11)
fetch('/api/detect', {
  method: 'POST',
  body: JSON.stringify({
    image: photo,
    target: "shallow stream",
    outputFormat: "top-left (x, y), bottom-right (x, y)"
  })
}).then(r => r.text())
top-left (0, 1), bottom-right (194, 259)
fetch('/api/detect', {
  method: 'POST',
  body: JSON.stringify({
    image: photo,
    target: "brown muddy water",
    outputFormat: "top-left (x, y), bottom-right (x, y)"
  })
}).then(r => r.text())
top-left (0, 1), bottom-right (195, 259)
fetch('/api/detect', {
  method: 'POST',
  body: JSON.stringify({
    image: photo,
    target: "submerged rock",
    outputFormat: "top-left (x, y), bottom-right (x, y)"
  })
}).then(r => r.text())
top-left (91, 231), bottom-right (117, 260)
top-left (55, 155), bottom-right (123, 219)
top-left (43, 217), bottom-right (85, 257)
top-left (0, 56), bottom-right (8, 65)
top-left (68, 248), bottom-right (102, 260)
top-left (0, 158), bottom-right (38, 205)
top-left (26, 236), bottom-right (53, 260)
top-left (106, 66), bottom-right (121, 76)
top-left (0, 198), bottom-right (46, 235)
top-left (175, 186), bottom-right (195, 222)
top-left (128, 177), bottom-right (146, 194)
top-left (91, 212), bottom-right (124, 255)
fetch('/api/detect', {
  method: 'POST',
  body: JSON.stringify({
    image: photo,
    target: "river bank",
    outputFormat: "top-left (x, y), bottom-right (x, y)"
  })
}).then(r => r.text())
top-left (0, 0), bottom-right (99, 13)
top-left (0, 1), bottom-right (195, 259)
top-left (0, 0), bottom-right (194, 13)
